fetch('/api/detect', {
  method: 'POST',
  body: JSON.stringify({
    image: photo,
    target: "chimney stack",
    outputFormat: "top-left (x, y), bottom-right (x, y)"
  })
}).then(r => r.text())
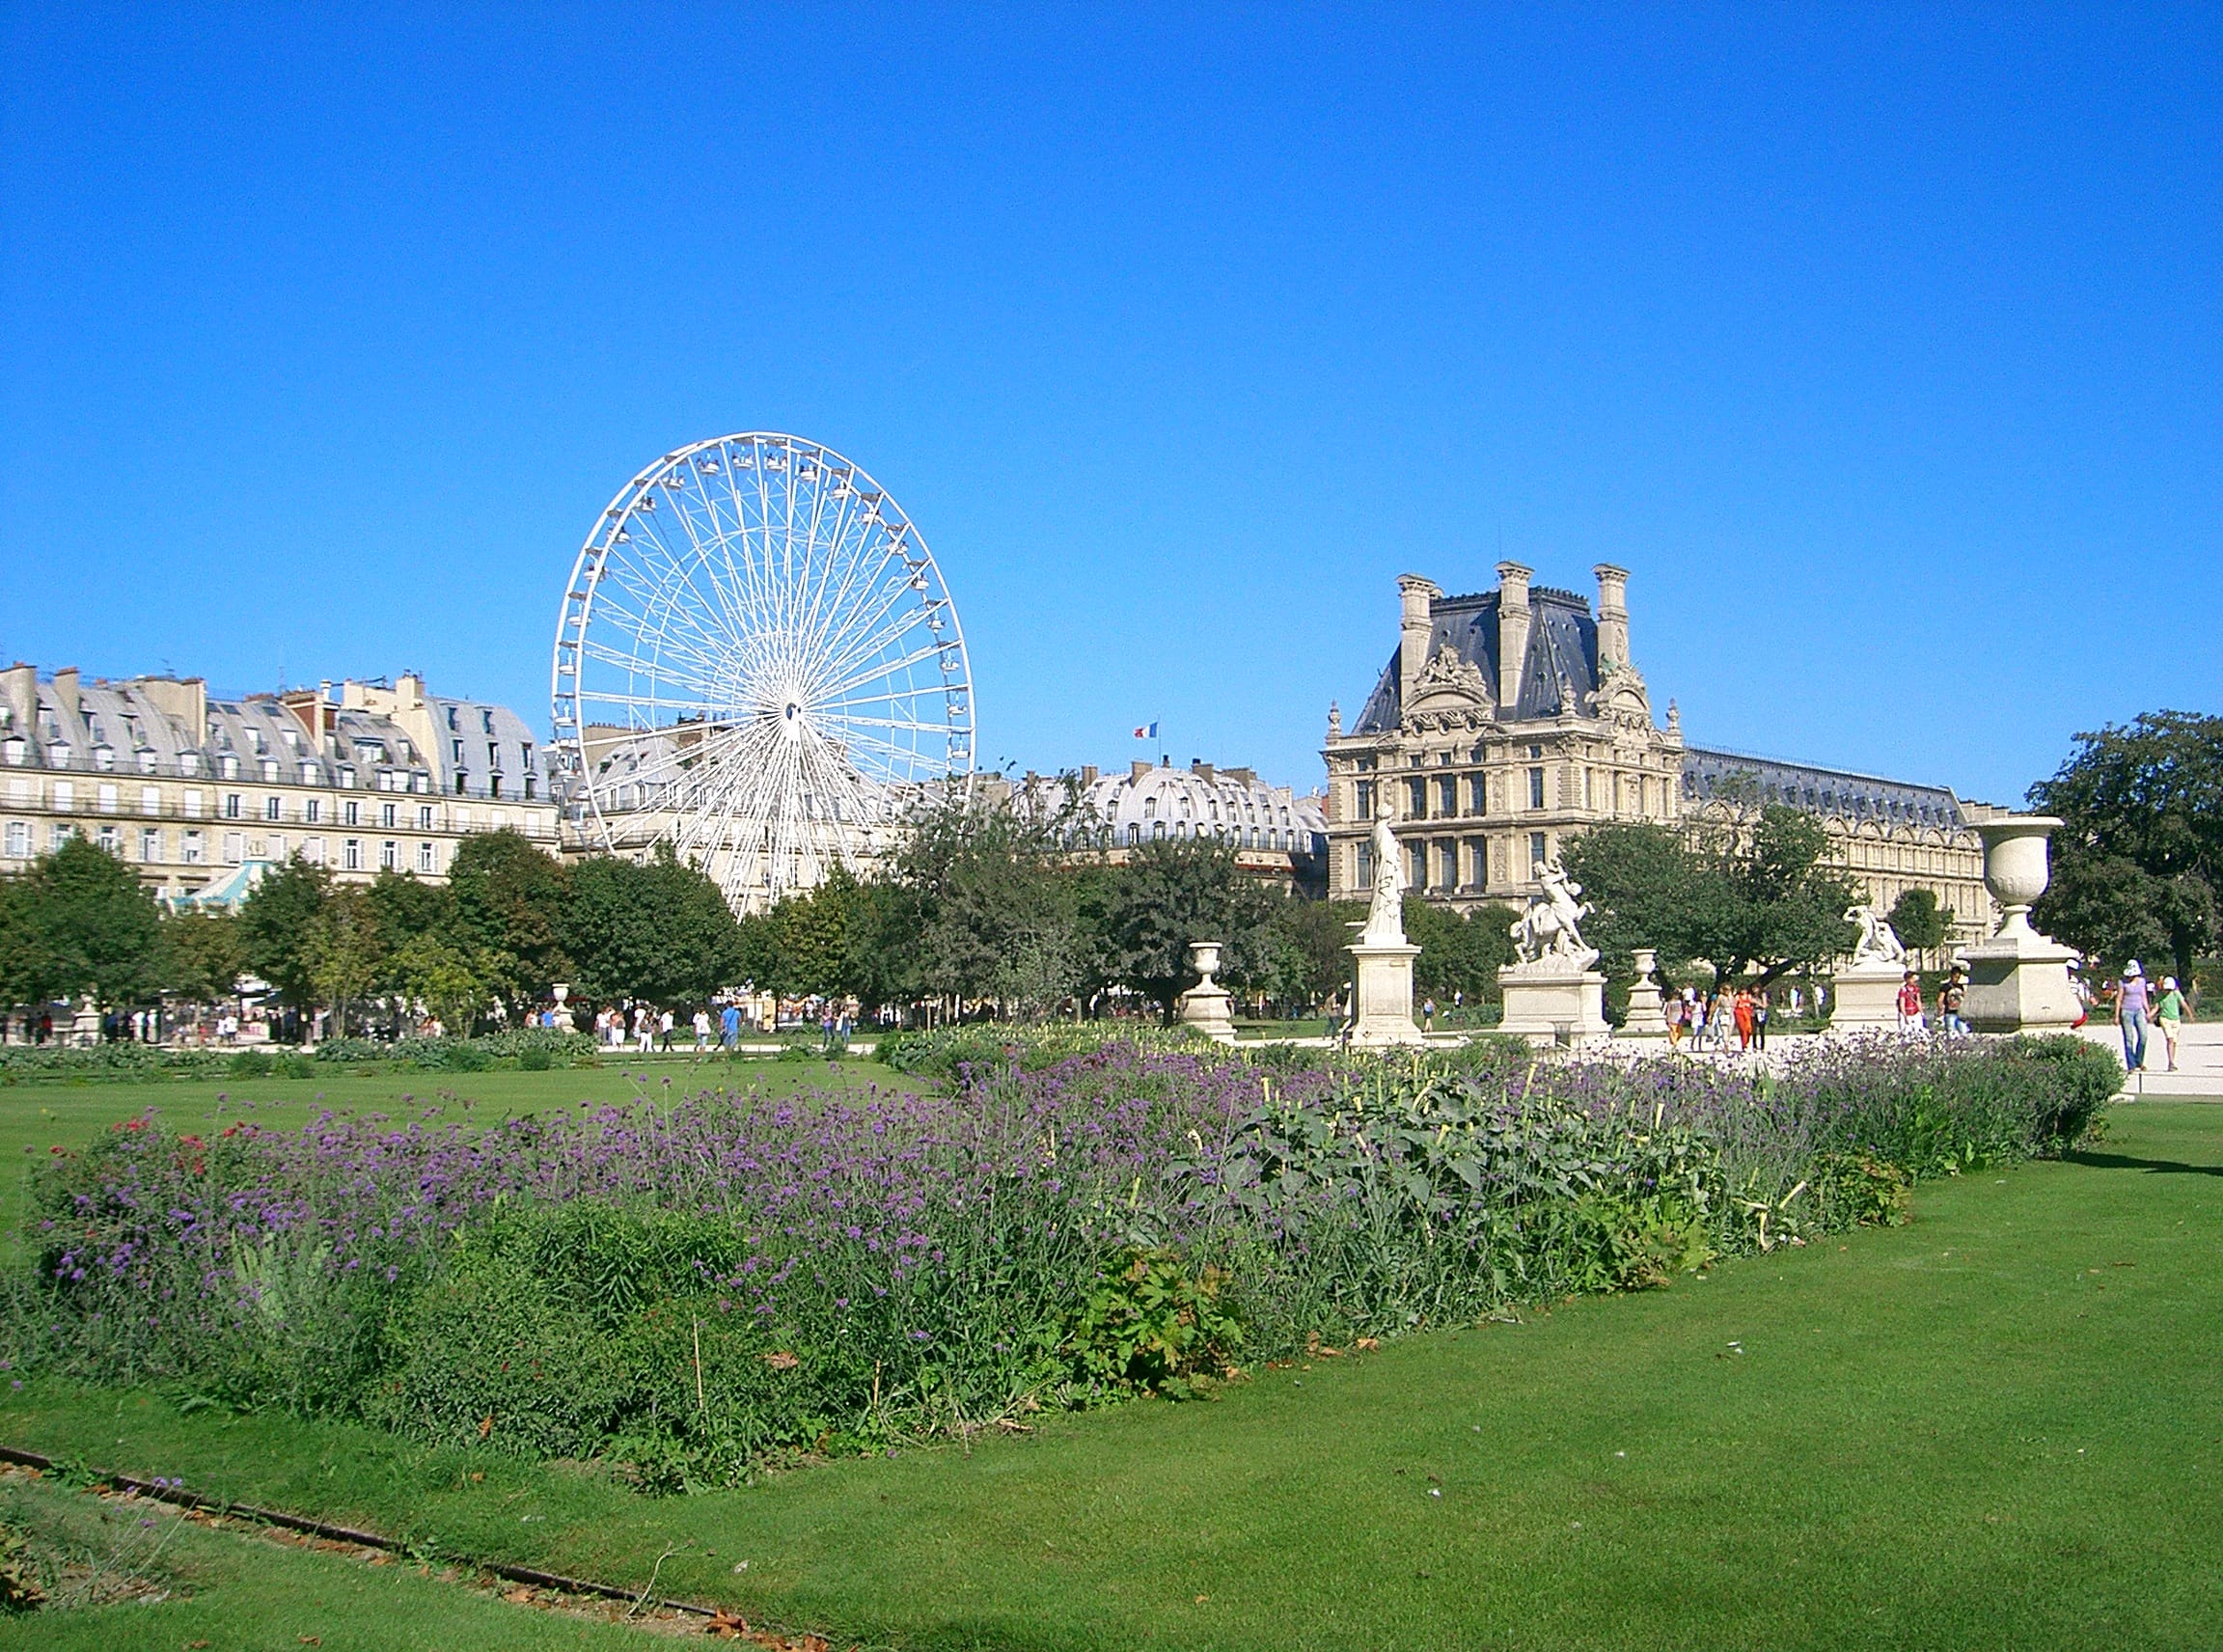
top-left (1594, 564), bottom-right (1631, 671)
top-left (1397, 575), bottom-right (1440, 713)
top-left (52, 667), bottom-right (80, 721)
top-left (1496, 562), bottom-right (1533, 714)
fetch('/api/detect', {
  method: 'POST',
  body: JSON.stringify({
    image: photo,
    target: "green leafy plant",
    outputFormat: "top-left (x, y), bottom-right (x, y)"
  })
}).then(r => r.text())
top-left (1066, 1248), bottom-right (1243, 1399)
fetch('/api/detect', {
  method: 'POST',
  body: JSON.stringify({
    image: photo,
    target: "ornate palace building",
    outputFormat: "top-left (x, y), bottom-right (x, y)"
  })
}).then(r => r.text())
top-left (1323, 564), bottom-right (1998, 941)
top-left (0, 664), bottom-right (560, 905)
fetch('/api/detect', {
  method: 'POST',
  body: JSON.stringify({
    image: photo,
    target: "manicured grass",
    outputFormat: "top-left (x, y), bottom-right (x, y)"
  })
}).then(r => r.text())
top-left (0, 1059), bottom-right (908, 1238)
top-left (0, 1103), bottom-right (2215, 1648)
top-left (0, 1471), bottom-right (665, 1649)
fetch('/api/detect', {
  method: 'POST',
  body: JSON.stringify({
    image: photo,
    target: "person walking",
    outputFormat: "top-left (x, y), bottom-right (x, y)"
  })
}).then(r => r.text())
top-left (1895, 971), bottom-right (1925, 1035)
top-left (2154, 975), bottom-right (2191, 1072)
top-left (1708, 989), bottom-right (1734, 1053)
top-left (1665, 988), bottom-right (1688, 1049)
top-left (658, 1007), bottom-right (675, 1052)
top-left (693, 1007), bottom-right (712, 1053)
top-left (1421, 997), bottom-right (1437, 1033)
top-left (1751, 987), bottom-right (1770, 1051)
top-left (1938, 967), bottom-right (1968, 1035)
top-left (1733, 986), bottom-right (1755, 1052)
top-left (2117, 961), bottom-right (2151, 1072)
top-left (720, 1001), bottom-right (741, 1053)
top-left (634, 1005), bottom-right (654, 1055)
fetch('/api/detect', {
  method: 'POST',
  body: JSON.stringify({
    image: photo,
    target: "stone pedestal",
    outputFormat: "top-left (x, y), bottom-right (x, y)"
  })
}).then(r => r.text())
top-left (1348, 943), bottom-right (1424, 1048)
top-left (1621, 947), bottom-right (1665, 1036)
top-left (1829, 961), bottom-right (1907, 1031)
top-left (1177, 941), bottom-right (1238, 1044)
top-left (1959, 929), bottom-right (2080, 1032)
top-left (1959, 814), bottom-right (2082, 1033)
top-left (1497, 964), bottom-right (1610, 1044)
top-left (549, 983), bottom-right (577, 1032)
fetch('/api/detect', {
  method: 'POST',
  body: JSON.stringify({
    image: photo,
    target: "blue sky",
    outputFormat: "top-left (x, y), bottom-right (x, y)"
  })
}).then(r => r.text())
top-left (4, 4), bottom-right (2217, 807)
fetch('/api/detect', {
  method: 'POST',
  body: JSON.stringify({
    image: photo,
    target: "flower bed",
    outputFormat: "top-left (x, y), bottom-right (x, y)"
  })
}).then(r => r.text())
top-left (2, 1034), bottom-right (2116, 1488)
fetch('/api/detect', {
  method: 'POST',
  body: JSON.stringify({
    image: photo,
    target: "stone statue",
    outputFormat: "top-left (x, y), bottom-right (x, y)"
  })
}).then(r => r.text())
top-left (1510, 860), bottom-right (1597, 969)
top-left (1358, 814), bottom-right (1406, 946)
top-left (1845, 903), bottom-right (1907, 969)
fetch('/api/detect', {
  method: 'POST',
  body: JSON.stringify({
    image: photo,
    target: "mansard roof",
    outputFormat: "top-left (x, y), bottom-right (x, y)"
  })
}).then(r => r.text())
top-left (1352, 586), bottom-right (1601, 734)
top-left (1682, 746), bottom-right (1966, 828)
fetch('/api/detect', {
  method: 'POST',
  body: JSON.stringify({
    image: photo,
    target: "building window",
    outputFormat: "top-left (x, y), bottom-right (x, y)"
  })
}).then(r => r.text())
top-left (1527, 768), bottom-right (1545, 811)
top-left (222, 831), bottom-right (243, 864)
top-left (140, 827), bottom-right (161, 863)
top-left (1355, 780), bottom-right (1373, 821)
top-left (53, 780), bottom-right (74, 812)
top-left (343, 800), bottom-right (360, 827)
top-left (1406, 840), bottom-right (1425, 889)
top-left (97, 783), bottom-right (119, 812)
top-left (380, 801), bottom-right (397, 829)
top-left (304, 798), bottom-right (320, 824)
top-left (416, 840), bottom-right (435, 874)
top-left (182, 830), bottom-right (204, 865)
top-left (264, 795), bottom-right (282, 821)
top-left (339, 764), bottom-right (355, 788)
top-left (452, 738), bottom-right (464, 764)
top-left (1356, 839), bottom-right (1373, 889)
top-left (1152, 821), bottom-right (1166, 840)
top-left (1407, 778), bottom-right (1428, 818)
top-left (480, 708), bottom-right (494, 734)
top-left (343, 839), bottom-right (363, 870)
top-left (1528, 831), bottom-right (1548, 874)
top-left (95, 823), bottom-right (118, 854)
top-left (417, 804), bottom-right (433, 831)
top-left (1436, 840), bottom-right (1457, 889)
top-left (224, 792), bottom-right (241, 819)
top-left (304, 837), bottom-right (325, 866)
top-left (1468, 775), bottom-right (1488, 815)
top-left (380, 840), bottom-right (398, 871)
top-left (140, 785), bottom-right (160, 814)
top-left (1437, 776), bottom-right (1458, 817)
top-left (3, 822), bottom-right (26, 857)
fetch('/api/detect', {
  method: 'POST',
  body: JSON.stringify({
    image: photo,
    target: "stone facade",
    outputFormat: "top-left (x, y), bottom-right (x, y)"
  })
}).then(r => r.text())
top-left (1323, 566), bottom-right (1998, 942)
top-left (1323, 564), bottom-right (1685, 910)
top-left (0, 665), bottom-right (561, 905)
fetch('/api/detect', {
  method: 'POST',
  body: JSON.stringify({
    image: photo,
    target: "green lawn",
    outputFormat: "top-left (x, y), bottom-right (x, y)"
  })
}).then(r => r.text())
top-left (1, 1105), bottom-right (2217, 1649)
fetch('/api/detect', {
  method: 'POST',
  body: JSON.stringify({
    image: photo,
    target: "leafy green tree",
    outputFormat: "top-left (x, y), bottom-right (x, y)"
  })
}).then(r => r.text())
top-left (892, 799), bottom-right (1094, 1016)
top-left (1885, 888), bottom-right (1950, 955)
top-left (366, 870), bottom-right (452, 957)
top-left (237, 855), bottom-right (332, 1013)
top-left (447, 829), bottom-right (569, 1008)
top-left (560, 846), bottom-right (741, 1007)
top-left (1563, 807), bottom-right (1857, 985)
top-left (1098, 838), bottom-right (1279, 1020)
top-left (306, 882), bottom-right (383, 1036)
top-left (1267, 897), bottom-right (1365, 1013)
top-left (1404, 897), bottom-right (1520, 1005)
top-left (2031, 710), bottom-right (2223, 985)
top-left (164, 907), bottom-right (246, 1003)
top-left (391, 931), bottom-right (494, 1035)
top-left (0, 837), bottom-right (170, 1010)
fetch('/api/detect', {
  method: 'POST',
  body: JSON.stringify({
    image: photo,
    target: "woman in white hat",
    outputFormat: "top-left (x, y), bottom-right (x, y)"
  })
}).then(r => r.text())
top-left (2154, 975), bottom-right (2191, 1073)
top-left (2116, 961), bottom-right (2151, 1073)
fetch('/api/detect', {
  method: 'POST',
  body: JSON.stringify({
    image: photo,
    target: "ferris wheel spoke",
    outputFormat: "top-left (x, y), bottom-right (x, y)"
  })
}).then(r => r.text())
top-left (804, 559), bottom-right (931, 681)
top-left (625, 508), bottom-right (759, 668)
top-left (814, 635), bottom-right (953, 705)
top-left (798, 539), bottom-right (912, 678)
top-left (660, 487), bottom-right (768, 651)
top-left (595, 556), bottom-right (742, 679)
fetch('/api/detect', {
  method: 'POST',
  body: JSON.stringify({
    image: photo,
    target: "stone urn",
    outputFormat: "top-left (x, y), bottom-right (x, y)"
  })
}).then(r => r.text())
top-left (1975, 815), bottom-right (2063, 938)
top-left (1178, 941), bottom-right (1237, 1042)
top-left (550, 981), bottom-right (577, 1032)
top-left (1622, 947), bottom-right (1665, 1034)
top-left (1960, 814), bottom-right (2079, 1032)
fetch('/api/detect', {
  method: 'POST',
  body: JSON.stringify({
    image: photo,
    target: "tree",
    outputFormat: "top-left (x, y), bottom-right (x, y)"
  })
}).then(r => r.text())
top-left (892, 798), bottom-right (1095, 1017)
top-left (237, 856), bottom-right (332, 1013)
top-left (2031, 710), bottom-right (2223, 985)
top-left (1885, 888), bottom-right (1950, 956)
top-left (448, 829), bottom-right (569, 1008)
top-left (1097, 839), bottom-right (1279, 1020)
top-left (390, 931), bottom-right (494, 1036)
top-left (1563, 807), bottom-right (1857, 985)
top-left (306, 882), bottom-right (382, 1036)
top-left (559, 846), bottom-right (742, 1007)
top-left (1403, 896), bottom-right (1520, 1005)
top-left (1267, 897), bottom-right (1365, 1013)
top-left (0, 837), bottom-right (170, 1011)
top-left (164, 907), bottom-right (246, 1003)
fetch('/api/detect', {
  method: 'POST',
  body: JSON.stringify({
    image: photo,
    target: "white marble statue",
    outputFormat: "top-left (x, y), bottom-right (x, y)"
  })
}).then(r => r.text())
top-left (1510, 861), bottom-right (1597, 969)
top-left (1845, 903), bottom-right (1907, 969)
top-left (1358, 814), bottom-right (1407, 947)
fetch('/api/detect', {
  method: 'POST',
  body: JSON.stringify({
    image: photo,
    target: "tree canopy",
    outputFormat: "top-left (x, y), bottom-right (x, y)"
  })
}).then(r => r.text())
top-left (1562, 807), bottom-right (1857, 985)
top-left (2031, 710), bottom-right (2223, 984)
top-left (0, 836), bottom-right (171, 1010)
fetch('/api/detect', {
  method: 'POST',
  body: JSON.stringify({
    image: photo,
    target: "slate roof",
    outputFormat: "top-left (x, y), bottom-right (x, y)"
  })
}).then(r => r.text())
top-left (1352, 587), bottom-right (1601, 733)
top-left (1682, 747), bottom-right (1966, 828)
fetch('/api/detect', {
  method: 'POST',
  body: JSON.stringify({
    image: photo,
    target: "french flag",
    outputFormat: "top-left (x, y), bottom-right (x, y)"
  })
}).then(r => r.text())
top-left (1133, 722), bottom-right (1158, 739)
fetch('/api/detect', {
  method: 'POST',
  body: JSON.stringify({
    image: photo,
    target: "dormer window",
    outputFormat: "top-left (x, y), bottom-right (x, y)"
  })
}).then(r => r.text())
top-left (446, 706), bottom-right (458, 731)
top-left (94, 745), bottom-right (116, 771)
top-left (137, 749), bottom-right (157, 775)
top-left (3, 738), bottom-right (24, 765)
top-left (220, 754), bottom-right (239, 780)
top-left (480, 708), bottom-right (494, 734)
top-left (179, 751), bottom-right (202, 777)
top-left (48, 743), bottom-right (71, 768)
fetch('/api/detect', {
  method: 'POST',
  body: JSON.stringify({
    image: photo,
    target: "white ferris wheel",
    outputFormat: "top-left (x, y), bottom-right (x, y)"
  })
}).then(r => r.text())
top-left (551, 433), bottom-right (974, 913)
